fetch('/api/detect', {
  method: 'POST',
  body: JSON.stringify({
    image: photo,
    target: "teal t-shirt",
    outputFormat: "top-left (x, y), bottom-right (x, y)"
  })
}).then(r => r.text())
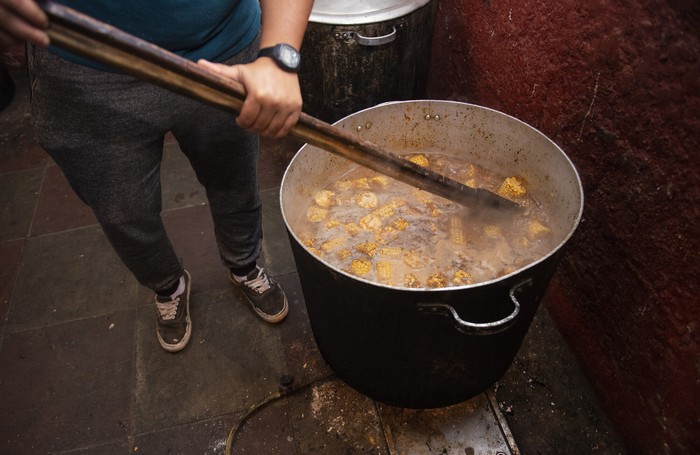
top-left (51, 0), bottom-right (261, 69)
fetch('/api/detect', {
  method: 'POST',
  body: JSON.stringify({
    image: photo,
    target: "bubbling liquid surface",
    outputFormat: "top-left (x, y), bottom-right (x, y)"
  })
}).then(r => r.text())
top-left (294, 152), bottom-right (557, 288)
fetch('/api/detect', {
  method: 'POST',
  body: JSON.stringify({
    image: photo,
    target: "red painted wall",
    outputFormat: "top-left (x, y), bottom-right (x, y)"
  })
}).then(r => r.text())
top-left (426, 0), bottom-right (699, 452)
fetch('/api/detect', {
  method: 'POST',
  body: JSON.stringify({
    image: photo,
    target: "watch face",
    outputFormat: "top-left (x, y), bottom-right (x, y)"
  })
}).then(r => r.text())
top-left (278, 44), bottom-right (300, 69)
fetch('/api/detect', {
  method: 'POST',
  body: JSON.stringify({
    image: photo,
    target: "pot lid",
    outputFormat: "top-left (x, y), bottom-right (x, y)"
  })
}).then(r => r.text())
top-left (310, 0), bottom-right (433, 25)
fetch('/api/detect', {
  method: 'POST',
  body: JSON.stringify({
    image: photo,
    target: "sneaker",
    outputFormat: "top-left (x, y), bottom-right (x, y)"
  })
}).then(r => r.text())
top-left (230, 266), bottom-right (288, 323)
top-left (155, 270), bottom-right (192, 352)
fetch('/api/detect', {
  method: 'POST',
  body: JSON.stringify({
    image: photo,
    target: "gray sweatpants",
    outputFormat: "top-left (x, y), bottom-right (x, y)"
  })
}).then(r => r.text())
top-left (28, 40), bottom-right (262, 292)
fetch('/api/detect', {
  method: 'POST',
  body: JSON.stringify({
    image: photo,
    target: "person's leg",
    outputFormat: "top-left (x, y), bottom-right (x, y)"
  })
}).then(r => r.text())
top-left (171, 36), bottom-right (287, 323)
top-left (28, 47), bottom-right (191, 350)
top-left (172, 109), bottom-right (262, 273)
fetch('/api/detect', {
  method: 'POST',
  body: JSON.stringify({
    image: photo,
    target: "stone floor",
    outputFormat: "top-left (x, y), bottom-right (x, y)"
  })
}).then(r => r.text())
top-left (0, 66), bottom-right (627, 454)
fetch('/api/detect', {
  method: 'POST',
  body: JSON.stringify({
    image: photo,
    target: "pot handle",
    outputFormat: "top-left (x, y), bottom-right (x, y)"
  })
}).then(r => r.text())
top-left (416, 278), bottom-right (532, 336)
top-left (334, 26), bottom-right (398, 46)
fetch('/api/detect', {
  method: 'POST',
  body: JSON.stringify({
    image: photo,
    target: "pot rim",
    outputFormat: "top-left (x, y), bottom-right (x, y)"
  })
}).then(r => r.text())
top-left (280, 100), bottom-right (584, 292)
top-left (309, 0), bottom-right (433, 25)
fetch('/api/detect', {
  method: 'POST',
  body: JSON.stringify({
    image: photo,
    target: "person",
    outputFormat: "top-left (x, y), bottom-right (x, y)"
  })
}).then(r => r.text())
top-left (0, 0), bottom-right (314, 352)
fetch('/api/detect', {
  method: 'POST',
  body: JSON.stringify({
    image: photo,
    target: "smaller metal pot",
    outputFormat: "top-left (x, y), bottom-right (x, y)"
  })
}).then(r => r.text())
top-left (299, 0), bottom-right (438, 122)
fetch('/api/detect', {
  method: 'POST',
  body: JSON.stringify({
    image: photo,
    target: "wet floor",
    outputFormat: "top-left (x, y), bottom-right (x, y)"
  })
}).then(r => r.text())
top-left (0, 66), bottom-right (626, 454)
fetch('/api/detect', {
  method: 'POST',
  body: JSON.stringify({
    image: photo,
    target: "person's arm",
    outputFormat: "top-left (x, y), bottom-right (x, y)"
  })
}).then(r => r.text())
top-left (198, 0), bottom-right (313, 138)
top-left (0, 0), bottom-right (49, 49)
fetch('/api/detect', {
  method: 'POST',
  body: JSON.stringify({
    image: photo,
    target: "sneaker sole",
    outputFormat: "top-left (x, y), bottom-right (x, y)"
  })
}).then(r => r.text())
top-left (158, 270), bottom-right (192, 352)
top-left (252, 294), bottom-right (288, 324)
top-left (229, 273), bottom-right (289, 324)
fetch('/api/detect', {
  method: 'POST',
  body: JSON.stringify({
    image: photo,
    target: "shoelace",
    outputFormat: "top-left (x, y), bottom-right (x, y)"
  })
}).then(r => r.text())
top-left (245, 270), bottom-right (272, 294)
top-left (157, 297), bottom-right (180, 320)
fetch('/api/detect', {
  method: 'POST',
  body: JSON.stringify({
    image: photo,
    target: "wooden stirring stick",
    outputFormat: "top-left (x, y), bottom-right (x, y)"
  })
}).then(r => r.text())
top-left (38, 0), bottom-right (518, 210)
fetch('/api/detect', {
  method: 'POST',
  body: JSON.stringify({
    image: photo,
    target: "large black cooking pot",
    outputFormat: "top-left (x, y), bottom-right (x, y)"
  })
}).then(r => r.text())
top-left (280, 101), bottom-right (584, 408)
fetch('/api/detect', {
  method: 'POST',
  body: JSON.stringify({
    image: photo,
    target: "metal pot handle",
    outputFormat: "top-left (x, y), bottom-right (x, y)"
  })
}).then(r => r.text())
top-left (416, 278), bottom-right (532, 336)
top-left (334, 26), bottom-right (398, 46)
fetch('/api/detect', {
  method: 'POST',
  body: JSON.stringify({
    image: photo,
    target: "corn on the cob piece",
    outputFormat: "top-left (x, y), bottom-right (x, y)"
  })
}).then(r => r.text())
top-left (527, 220), bottom-right (551, 239)
top-left (355, 191), bottom-right (378, 209)
top-left (379, 246), bottom-right (403, 257)
top-left (388, 197), bottom-right (406, 208)
top-left (321, 237), bottom-right (346, 252)
top-left (408, 154), bottom-right (430, 167)
top-left (372, 204), bottom-right (395, 218)
top-left (465, 163), bottom-right (476, 178)
top-left (427, 272), bottom-right (448, 288)
top-left (449, 217), bottom-right (467, 244)
top-left (353, 177), bottom-right (371, 189)
top-left (464, 178), bottom-right (477, 188)
top-left (497, 176), bottom-right (527, 199)
top-left (350, 259), bottom-right (372, 276)
top-left (299, 234), bottom-right (316, 248)
top-left (427, 203), bottom-right (441, 217)
top-left (345, 222), bottom-right (361, 236)
top-left (334, 180), bottom-right (353, 191)
top-left (325, 219), bottom-right (341, 229)
top-left (391, 218), bottom-right (409, 231)
top-left (337, 248), bottom-right (352, 260)
top-left (404, 251), bottom-right (426, 269)
top-left (412, 189), bottom-right (433, 205)
top-left (371, 176), bottom-right (389, 187)
top-left (453, 269), bottom-right (473, 285)
top-left (355, 241), bottom-right (378, 257)
top-left (376, 261), bottom-right (393, 282)
top-left (404, 273), bottom-right (421, 288)
top-left (313, 190), bottom-right (335, 208)
top-left (306, 206), bottom-right (328, 222)
top-left (484, 225), bottom-right (503, 239)
top-left (359, 213), bottom-right (383, 231)
top-left (374, 227), bottom-right (399, 244)
top-left (309, 247), bottom-right (323, 257)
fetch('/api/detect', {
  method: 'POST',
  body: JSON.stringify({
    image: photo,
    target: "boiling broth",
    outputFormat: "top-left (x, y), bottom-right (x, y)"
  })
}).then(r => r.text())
top-left (294, 151), bottom-right (557, 288)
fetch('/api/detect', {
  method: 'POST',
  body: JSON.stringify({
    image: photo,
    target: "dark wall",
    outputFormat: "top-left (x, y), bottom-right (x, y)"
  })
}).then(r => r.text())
top-left (426, 0), bottom-right (699, 452)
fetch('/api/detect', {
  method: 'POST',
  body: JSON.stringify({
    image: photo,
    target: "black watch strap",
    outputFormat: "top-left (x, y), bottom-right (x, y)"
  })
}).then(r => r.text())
top-left (257, 43), bottom-right (301, 73)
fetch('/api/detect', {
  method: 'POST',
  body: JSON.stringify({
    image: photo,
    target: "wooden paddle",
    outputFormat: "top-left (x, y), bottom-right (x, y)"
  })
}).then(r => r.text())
top-left (37, 0), bottom-right (518, 210)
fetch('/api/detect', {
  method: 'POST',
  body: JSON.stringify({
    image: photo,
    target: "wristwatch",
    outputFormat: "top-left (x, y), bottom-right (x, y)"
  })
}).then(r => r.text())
top-left (257, 43), bottom-right (301, 73)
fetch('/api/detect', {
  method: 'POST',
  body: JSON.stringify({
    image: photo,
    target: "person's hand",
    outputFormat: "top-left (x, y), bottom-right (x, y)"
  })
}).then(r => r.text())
top-left (198, 57), bottom-right (302, 138)
top-left (0, 0), bottom-right (50, 49)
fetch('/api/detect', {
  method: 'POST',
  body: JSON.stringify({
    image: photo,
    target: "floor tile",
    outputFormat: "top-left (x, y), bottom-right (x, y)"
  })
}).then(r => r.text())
top-left (134, 418), bottom-right (235, 455)
top-left (136, 407), bottom-right (296, 455)
top-left (7, 226), bottom-right (143, 332)
top-left (285, 377), bottom-right (390, 454)
top-left (132, 287), bottom-right (287, 434)
top-left (0, 311), bottom-right (135, 454)
top-left (225, 399), bottom-right (298, 455)
top-left (0, 71), bottom-right (49, 174)
top-left (0, 238), bottom-right (24, 335)
top-left (493, 305), bottom-right (627, 454)
top-left (378, 394), bottom-right (514, 455)
top-left (54, 440), bottom-right (132, 455)
top-left (31, 163), bottom-right (98, 236)
top-left (0, 168), bottom-right (42, 241)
